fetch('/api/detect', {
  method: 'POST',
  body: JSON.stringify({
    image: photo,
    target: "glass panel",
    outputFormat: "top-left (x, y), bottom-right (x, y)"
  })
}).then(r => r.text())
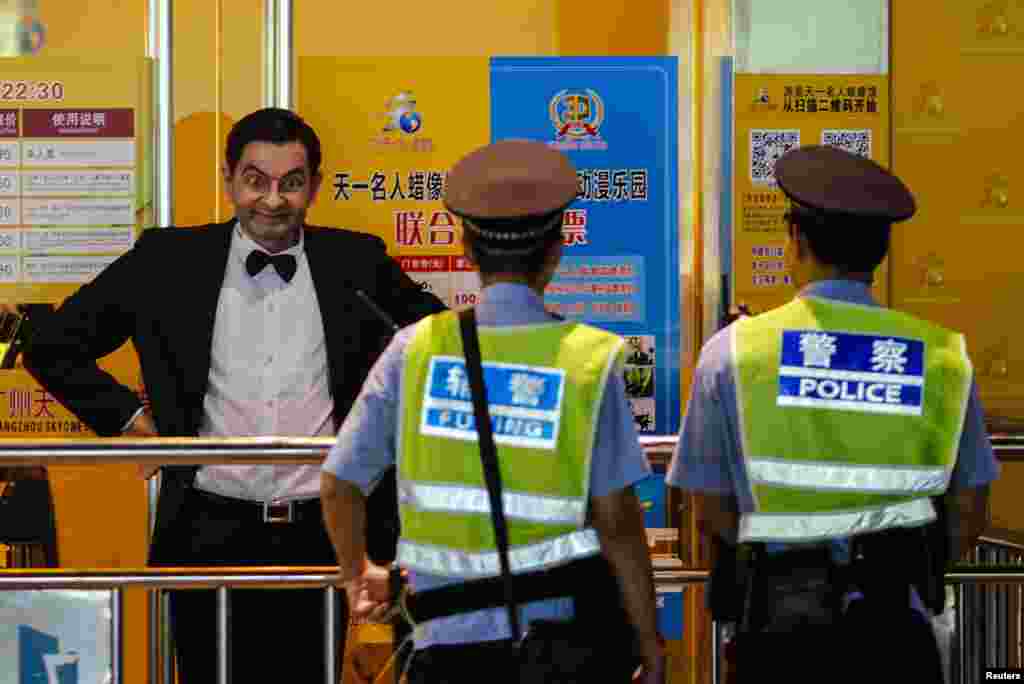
top-left (0, 590), bottom-right (112, 683)
top-left (734, 0), bottom-right (888, 74)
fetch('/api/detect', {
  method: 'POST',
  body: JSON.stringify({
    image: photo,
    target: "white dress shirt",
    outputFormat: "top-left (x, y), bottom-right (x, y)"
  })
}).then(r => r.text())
top-left (193, 224), bottom-right (334, 503)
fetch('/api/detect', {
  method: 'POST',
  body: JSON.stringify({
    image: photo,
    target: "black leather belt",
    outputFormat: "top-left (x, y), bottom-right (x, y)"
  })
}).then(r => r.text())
top-left (188, 485), bottom-right (322, 524)
top-left (403, 555), bottom-right (602, 623)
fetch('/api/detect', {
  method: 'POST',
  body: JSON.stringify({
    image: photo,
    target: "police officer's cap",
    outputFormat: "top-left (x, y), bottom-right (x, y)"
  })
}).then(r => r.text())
top-left (775, 145), bottom-right (916, 223)
top-left (445, 140), bottom-right (577, 221)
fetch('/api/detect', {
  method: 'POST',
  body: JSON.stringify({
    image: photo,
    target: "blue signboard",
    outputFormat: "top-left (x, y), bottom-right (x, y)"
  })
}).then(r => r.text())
top-left (656, 587), bottom-right (685, 640)
top-left (2, 591), bottom-right (111, 684)
top-left (635, 471), bottom-right (667, 529)
top-left (490, 57), bottom-right (681, 435)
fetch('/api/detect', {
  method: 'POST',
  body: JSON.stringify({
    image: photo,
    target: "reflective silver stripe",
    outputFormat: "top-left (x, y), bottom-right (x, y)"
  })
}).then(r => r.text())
top-left (399, 481), bottom-right (585, 525)
top-left (396, 528), bottom-right (601, 578)
top-left (747, 459), bottom-right (949, 494)
top-left (778, 366), bottom-right (924, 386)
top-left (775, 395), bottom-right (922, 416)
top-left (738, 498), bottom-right (936, 543)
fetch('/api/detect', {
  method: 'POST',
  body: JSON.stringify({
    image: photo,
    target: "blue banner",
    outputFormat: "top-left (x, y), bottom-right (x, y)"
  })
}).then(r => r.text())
top-left (489, 57), bottom-right (681, 435)
top-left (656, 587), bottom-right (685, 640)
top-left (636, 471), bottom-right (667, 528)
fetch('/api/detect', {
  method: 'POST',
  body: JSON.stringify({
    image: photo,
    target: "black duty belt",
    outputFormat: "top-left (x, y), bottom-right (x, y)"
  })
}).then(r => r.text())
top-left (188, 485), bottom-right (322, 524)
top-left (403, 554), bottom-right (602, 623)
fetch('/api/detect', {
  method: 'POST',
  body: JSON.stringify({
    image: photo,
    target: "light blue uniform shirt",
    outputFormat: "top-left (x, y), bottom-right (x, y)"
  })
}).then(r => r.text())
top-left (323, 282), bottom-right (650, 648)
top-left (668, 280), bottom-right (999, 609)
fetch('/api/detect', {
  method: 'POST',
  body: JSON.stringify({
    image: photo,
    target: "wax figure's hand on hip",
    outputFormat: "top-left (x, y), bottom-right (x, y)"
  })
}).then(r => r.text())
top-left (123, 410), bottom-right (160, 478)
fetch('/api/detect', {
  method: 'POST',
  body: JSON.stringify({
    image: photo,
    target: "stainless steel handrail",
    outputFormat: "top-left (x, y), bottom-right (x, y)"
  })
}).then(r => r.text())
top-left (0, 436), bottom-right (679, 683)
top-left (2, 432), bottom-right (1020, 684)
top-left (0, 566), bottom-right (703, 684)
top-left (0, 435), bottom-right (678, 466)
top-left (1, 564), bottom-right (1022, 684)
top-left (2, 431), bottom-right (1020, 465)
top-left (0, 566), bottom-right (706, 590)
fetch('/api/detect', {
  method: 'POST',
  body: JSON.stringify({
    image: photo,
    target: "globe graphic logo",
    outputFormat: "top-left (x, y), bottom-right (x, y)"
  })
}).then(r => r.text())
top-left (399, 111), bottom-right (422, 134)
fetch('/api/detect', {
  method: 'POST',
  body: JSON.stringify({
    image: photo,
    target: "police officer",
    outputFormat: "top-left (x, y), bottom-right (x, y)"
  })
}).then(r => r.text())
top-left (667, 145), bottom-right (998, 682)
top-left (321, 140), bottom-right (665, 683)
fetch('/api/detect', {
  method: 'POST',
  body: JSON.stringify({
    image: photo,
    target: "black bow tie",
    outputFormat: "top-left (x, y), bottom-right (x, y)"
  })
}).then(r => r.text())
top-left (246, 250), bottom-right (297, 283)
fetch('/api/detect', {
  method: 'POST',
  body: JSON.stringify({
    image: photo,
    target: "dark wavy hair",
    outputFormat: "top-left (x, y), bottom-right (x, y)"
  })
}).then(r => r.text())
top-left (225, 108), bottom-right (322, 176)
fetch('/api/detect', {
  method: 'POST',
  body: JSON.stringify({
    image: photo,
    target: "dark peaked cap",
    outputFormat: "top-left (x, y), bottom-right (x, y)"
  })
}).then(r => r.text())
top-left (444, 140), bottom-right (578, 221)
top-left (775, 145), bottom-right (916, 223)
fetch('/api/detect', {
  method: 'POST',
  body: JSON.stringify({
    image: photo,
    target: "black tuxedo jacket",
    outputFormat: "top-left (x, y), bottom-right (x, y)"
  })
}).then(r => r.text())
top-left (23, 220), bottom-right (444, 564)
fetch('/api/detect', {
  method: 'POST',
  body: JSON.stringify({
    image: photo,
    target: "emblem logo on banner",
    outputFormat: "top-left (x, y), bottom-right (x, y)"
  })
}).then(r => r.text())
top-left (372, 91), bottom-right (433, 152)
top-left (382, 91), bottom-right (423, 135)
top-left (549, 89), bottom-right (608, 151)
top-left (750, 86), bottom-right (779, 113)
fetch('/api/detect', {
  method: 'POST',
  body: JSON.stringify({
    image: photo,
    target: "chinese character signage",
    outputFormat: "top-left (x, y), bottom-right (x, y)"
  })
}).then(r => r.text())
top-left (779, 330), bottom-right (924, 415)
top-left (299, 57), bottom-right (490, 309)
top-left (490, 57), bottom-right (681, 436)
top-left (732, 74), bottom-right (889, 314)
top-left (422, 356), bottom-right (566, 451)
top-left (0, 59), bottom-right (151, 438)
top-left (300, 57), bottom-right (682, 436)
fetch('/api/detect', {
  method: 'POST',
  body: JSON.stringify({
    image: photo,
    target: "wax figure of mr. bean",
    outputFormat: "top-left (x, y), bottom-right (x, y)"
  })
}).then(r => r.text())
top-left (24, 108), bottom-right (444, 681)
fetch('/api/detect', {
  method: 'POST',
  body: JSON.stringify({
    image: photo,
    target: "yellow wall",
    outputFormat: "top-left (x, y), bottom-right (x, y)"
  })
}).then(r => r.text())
top-left (558, 0), bottom-right (671, 55)
top-left (38, 0), bottom-right (145, 59)
top-left (293, 1), bottom-right (558, 57)
top-left (172, 0), bottom-right (262, 225)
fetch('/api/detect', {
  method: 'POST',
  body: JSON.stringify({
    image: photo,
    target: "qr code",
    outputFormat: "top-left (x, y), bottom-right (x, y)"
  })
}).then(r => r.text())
top-left (822, 129), bottom-right (871, 158)
top-left (750, 129), bottom-right (800, 184)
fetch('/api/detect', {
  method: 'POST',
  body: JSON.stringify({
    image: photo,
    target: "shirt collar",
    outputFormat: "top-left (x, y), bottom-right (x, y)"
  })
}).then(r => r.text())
top-left (798, 279), bottom-right (878, 307)
top-left (476, 282), bottom-right (551, 323)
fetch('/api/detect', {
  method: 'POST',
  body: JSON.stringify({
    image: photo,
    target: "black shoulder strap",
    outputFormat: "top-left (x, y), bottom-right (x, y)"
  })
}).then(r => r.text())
top-left (457, 307), bottom-right (521, 641)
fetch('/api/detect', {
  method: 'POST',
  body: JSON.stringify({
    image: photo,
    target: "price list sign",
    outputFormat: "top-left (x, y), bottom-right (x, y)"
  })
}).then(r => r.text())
top-left (0, 108), bottom-right (136, 288)
top-left (0, 60), bottom-right (149, 305)
top-left (0, 60), bottom-right (151, 439)
top-left (397, 255), bottom-right (481, 310)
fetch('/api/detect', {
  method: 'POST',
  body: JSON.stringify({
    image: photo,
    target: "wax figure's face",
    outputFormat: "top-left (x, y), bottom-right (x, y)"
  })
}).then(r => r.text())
top-left (223, 140), bottom-right (322, 253)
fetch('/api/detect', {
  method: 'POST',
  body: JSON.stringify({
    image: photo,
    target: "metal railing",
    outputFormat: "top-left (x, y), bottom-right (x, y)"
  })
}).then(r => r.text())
top-left (5, 562), bottom-right (1024, 684)
top-left (0, 435), bottom-right (1021, 684)
top-left (0, 567), bottom-right (703, 684)
top-left (0, 436), bottom-right (681, 684)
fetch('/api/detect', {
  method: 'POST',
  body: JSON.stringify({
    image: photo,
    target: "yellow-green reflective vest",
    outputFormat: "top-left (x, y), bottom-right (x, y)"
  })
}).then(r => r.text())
top-left (733, 295), bottom-right (972, 543)
top-left (397, 310), bottom-right (624, 578)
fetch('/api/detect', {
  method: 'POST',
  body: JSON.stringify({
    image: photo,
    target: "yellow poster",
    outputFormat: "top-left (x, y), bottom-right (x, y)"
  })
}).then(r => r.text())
top-left (732, 74), bottom-right (889, 314)
top-left (298, 57), bottom-right (491, 308)
top-left (0, 58), bottom-right (152, 437)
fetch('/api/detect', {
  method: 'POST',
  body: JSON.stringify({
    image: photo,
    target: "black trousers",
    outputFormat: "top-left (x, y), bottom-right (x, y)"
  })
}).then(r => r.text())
top-left (164, 485), bottom-right (345, 683)
top-left (407, 640), bottom-right (520, 684)
top-left (733, 599), bottom-right (945, 684)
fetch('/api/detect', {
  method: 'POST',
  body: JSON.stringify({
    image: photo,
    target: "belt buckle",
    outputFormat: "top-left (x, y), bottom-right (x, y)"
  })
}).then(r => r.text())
top-left (263, 501), bottom-right (294, 523)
